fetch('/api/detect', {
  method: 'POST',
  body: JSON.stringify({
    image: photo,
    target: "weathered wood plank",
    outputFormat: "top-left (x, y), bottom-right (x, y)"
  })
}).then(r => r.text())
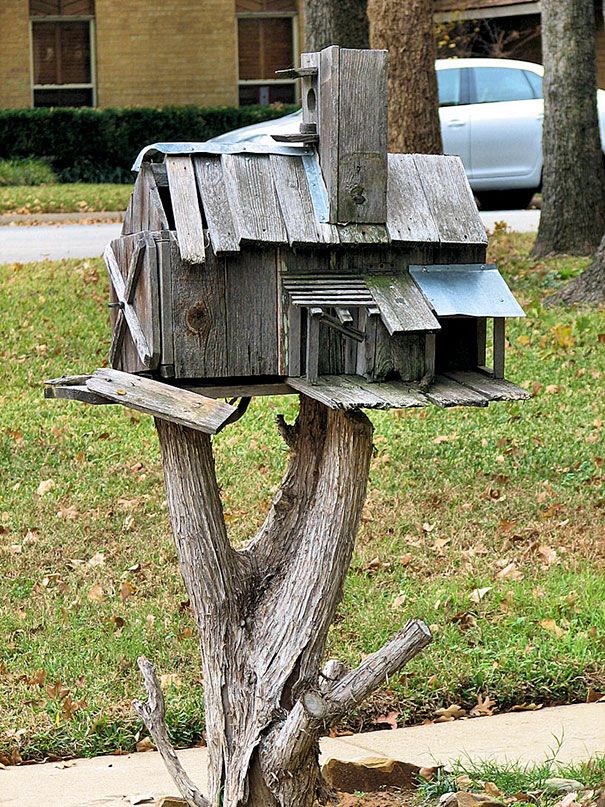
top-left (387, 154), bottom-right (441, 243)
top-left (166, 154), bottom-right (206, 264)
top-left (494, 317), bottom-right (505, 379)
top-left (337, 48), bottom-right (388, 223)
top-left (141, 162), bottom-right (170, 232)
top-left (86, 369), bottom-right (236, 434)
top-left (413, 155), bottom-right (487, 246)
top-left (185, 382), bottom-right (293, 399)
top-left (225, 248), bottom-right (280, 376)
top-left (171, 240), bottom-right (228, 379)
top-left (44, 375), bottom-right (109, 405)
top-left (221, 154), bottom-right (287, 244)
top-left (444, 371), bottom-right (530, 401)
top-left (424, 374), bottom-right (489, 407)
top-left (319, 45), bottom-right (340, 221)
top-left (287, 374), bottom-right (429, 410)
top-left (366, 273), bottom-right (440, 334)
top-left (270, 155), bottom-right (320, 246)
top-left (337, 224), bottom-right (390, 244)
top-left (193, 155), bottom-right (240, 254)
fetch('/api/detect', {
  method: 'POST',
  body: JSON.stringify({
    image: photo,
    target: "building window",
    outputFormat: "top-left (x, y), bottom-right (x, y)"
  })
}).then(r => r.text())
top-left (237, 0), bottom-right (299, 106)
top-left (30, 0), bottom-right (95, 107)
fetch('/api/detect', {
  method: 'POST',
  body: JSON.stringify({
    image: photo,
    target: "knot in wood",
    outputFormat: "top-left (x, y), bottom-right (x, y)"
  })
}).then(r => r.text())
top-left (186, 302), bottom-right (209, 336)
top-left (349, 183), bottom-right (367, 206)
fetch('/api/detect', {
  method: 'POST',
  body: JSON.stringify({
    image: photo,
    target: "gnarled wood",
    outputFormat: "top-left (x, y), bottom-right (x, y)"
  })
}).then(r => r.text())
top-left (136, 397), bottom-right (432, 807)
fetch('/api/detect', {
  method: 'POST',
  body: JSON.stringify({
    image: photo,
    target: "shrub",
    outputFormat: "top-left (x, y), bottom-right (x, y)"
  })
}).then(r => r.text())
top-left (0, 104), bottom-right (298, 183)
top-left (0, 157), bottom-right (57, 187)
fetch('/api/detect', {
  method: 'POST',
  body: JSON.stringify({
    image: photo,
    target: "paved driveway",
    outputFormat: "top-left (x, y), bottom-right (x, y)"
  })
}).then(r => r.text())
top-left (0, 210), bottom-right (540, 265)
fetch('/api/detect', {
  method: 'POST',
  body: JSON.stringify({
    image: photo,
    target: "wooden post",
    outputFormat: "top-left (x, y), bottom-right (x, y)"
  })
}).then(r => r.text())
top-left (317, 46), bottom-right (388, 224)
top-left (493, 317), bottom-right (505, 379)
top-left (132, 400), bottom-right (431, 807)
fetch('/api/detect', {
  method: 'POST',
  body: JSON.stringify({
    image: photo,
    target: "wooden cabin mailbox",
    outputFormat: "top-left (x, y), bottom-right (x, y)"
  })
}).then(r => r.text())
top-left (47, 46), bottom-right (529, 429)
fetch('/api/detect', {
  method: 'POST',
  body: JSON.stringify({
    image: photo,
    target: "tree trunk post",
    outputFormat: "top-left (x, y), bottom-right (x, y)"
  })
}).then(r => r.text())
top-left (533, 0), bottom-right (605, 257)
top-left (367, 0), bottom-right (443, 154)
top-left (133, 396), bottom-right (432, 806)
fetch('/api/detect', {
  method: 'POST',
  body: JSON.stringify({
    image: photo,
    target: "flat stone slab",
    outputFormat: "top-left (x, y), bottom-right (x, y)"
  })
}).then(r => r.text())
top-left (1, 704), bottom-right (602, 807)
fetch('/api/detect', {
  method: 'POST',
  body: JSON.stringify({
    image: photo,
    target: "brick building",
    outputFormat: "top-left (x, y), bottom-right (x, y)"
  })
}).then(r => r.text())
top-left (0, 0), bottom-right (302, 109)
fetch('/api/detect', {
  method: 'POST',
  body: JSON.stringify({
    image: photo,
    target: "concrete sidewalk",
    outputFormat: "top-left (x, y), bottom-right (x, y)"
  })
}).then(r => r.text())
top-left (1, 703), bottom-right (602, 807)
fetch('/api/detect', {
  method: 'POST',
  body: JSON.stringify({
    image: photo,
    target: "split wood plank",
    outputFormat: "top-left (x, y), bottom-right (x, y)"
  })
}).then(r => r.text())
top-left (365, 273), bottom-right (440, 334)
top-left (444, 371), bottom-right (530, 401)
top-left (386, 154), bottom-right (441, 243)
top-left (166, 155), bottom-right (206, 264)
top-left (221, 153), bottom-right (287, 244)
top-left (270, 154), bottom-right (321, 245)
top-left (337, 224), bottom-right (390, 244)
top-left (86, 369), bottom-right (236, 434)
top-left (141, 162), bottom-right (169, 231)
top-left (193, 155), bottom-right (240, 254)
top-left (319, 45), bottom-right (340, 221)
top-left (44, 375), bottom-right (109, 405)
top-left (424, 374), bottom-right (489, 407)
top-left (413, 154), bottom-right (487, 246)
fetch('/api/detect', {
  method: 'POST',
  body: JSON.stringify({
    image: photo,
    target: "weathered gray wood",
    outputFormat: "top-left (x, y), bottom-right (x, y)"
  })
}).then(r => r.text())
top-left (444, 371), bottom-right (530, 402)
top-left (476, 317), bottom-right (487, 368)
top-left (301, 51), bottom-right (319, 129)
top-left (225, 248), bottom-right (280, 376)
top-left (493, 317), bottom-right (505, 379)
top-left (386, 154), bottom-right (441, 243)
top-left (193, 155), bottom-right (240, 254)
top-left (287, 303), bottom-right (302, 376)
top-left (157, 233), bottom-right (174, 375)
top-left (221, 154), bottom-right (288, 244)
top-left (44, 375), bottom-right (109, 405)
top-left (151, 163), bottom-right (168, 188)
top-left (337, 224), bottom-right (390, 244)
top-left (287, 374), bottom-right (430, 410)
top-left (141, 163), bottom-right (169, 231)
top-left (319, 46), bottom-right (340, 220)
top-left (86, 369), bottom-right (236, 434)
top-left (171, 241), bottom-right (228, 379)
top-left (105, 234), bottom-right (160, 371)
top-left (337, 48), bottom-right (388, 223)
top-left (185, 382), bottom-right (293, 399)
top-left (413, 155), bottom-right (487, 246)
top-left (425, 332), bottom-right (436, 382)
top-left (166, 155), bottom-right (206, 264)
top-left (270, 155), bottom-right (321, 246)
top-left (390, 332), bottom-right (426, 382)
top-left (424, 375), bottom-right (489, 407)
top-left (366, 273), bottom-right (440, 334)
top-left (305, 307), bottom-right (322, 383)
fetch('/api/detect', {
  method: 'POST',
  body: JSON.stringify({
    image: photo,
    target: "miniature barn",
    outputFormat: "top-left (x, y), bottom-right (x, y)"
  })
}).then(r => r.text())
top-left (46, 46), bottom-right (529, 431)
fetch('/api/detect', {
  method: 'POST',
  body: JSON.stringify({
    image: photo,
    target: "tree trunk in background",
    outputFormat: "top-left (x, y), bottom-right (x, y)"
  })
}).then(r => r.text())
top-left (304, 0), bottom-right (369, 51)
top-left (533, 0), bottom-right (605, 257)
top-left (133, 399), bottom-right (431, 807)
top-left (368, 0), bottom-right (443, 154)
top-left (545, 232), bottom-right (605, 306)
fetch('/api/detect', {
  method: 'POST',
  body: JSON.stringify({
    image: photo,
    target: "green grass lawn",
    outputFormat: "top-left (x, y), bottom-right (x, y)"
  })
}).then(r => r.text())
top-left (0, 183), bottom-right (132, 215)
top-left (0, 231), bottom-right (604, 763)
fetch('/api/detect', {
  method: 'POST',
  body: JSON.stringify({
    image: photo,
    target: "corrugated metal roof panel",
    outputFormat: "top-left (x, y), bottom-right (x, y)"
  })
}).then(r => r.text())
top-left (409, 264), bottom-right (525, 317)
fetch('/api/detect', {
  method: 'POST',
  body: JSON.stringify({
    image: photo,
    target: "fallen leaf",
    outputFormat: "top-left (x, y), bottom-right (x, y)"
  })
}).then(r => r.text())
top-left (87, 583), bottom-right (105, 603)
top-left (135, 737), bottom-right (155, 753)
top-left (54, 761), bottom-right (75, 769)
top-left (586, 687), bottom-right (604, 703)
top-left (120, 580), bottom-right (134, 603)
top-left (470, 694), bottom-right (497, 717)
top-left (495, 561), bottom-right (523, 581)
top-left (470, 587), bottom-right (492, 604)
top-left (392, 593), bottom-right (407, 609)
top-left (88, 551), bottom-right (105, 567)
top-left (56, 504), bottom-right (78, 520)
top-left (537, 545), bottom-right (558, 566)
top-left (511, 702), bottom-right (543, 712)
top-left (373, 710), bottom-right (399, 730)
top-left (434, 704), bottom-right (466, 722)
top-left (541, 618), bottom-right (565, 638)
top-left (484, 782), bottom-right (503, 798)
top-left (37, 479), bottom-right (55, 496)
top-left (423, 522), bottom-right (436, 533)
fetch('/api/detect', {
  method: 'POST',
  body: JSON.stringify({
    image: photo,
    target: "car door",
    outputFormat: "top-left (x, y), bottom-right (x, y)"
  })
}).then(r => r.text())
top-left (438, 66), bottom-right (472, 170)
top-left (468, 66), bottom-right (543, 188)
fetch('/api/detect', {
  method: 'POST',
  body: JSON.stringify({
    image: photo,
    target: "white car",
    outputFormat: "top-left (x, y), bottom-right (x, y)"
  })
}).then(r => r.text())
top-left (212, 58), bottom-right (605, 210)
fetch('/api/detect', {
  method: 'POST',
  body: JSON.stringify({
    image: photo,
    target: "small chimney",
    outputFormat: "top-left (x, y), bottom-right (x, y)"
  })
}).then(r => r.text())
top-left (304, 46), bottom-right (389, 225)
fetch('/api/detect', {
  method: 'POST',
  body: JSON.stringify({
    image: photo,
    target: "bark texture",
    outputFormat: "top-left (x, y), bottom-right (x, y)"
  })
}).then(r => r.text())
top-left (304, 0), bottom-right (369, 51)
top-left (545, 230), bottom-right (605, 306)
top-left (368, 0), bottom-right (443, 154)
top-left (533, 0), bottom-right (605, 257)
top-left (135, 398), bottom-right (431, 807)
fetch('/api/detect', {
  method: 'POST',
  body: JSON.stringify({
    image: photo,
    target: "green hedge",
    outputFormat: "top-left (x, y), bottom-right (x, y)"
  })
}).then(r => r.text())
top-left (0, 104), bottom-right (298, 183)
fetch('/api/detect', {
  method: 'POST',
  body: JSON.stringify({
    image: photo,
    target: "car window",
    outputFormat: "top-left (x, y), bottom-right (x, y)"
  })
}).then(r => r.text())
top-left (524, 70), bottom-right (543, 99)
top-left (437, 68), bottom-right (462, 107)
top-left (472, 67), bottom-right (535, 103)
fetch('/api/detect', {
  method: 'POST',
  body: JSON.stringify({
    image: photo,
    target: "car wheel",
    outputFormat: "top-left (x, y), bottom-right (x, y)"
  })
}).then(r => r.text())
top-left (475, 189), bottom-right (537, 210)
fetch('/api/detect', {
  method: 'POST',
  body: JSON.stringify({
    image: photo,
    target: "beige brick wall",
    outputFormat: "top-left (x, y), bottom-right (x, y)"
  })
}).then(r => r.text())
top-left (95, 0), bottom-right (237, 108)
top-left (0, 0), bottom-right (32, 108)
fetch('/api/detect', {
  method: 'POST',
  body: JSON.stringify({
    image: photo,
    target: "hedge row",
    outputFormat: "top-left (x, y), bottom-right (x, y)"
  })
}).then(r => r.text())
top-left (0, 104), bottom-right (298, 183)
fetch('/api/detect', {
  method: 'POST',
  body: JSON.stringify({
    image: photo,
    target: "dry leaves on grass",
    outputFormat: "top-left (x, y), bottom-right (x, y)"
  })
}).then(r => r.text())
top-left (434, 704), bottom-right (467, 722)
